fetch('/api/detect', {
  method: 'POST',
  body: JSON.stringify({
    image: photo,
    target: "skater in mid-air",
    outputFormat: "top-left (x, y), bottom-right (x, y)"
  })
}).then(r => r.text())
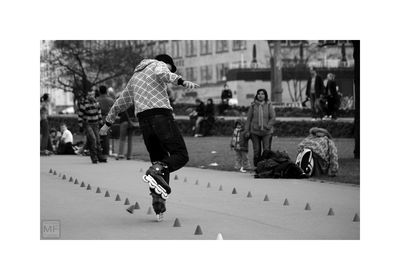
top-left (100, 54), bottom-right (199, 220)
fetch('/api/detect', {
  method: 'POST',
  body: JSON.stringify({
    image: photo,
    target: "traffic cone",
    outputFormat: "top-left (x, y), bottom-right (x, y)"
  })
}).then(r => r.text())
top-left (305, 203), bottom-right (311, 210)
top-left (53, 170), bottom-right (57, 175)
top-left (69, 177), bottom-right (73, 182)
top-left (124, 198), bottom-right (130, 205)
top-left (174, 174), bottom-right (178, 180)
top-left (49, 168), bottom-right (53, 173)
top-left (126, 205), bottom-right (135, 214)
top-left (194, 225), bottom-right (203, 235)
top-left (134, 202), bottom-right (140, 209)
top-left (184, 177), bottom-right (187, 183)
top-left (74, 179), bottom-right (79, 184)
top-left (62, 174), bottom-right (66, 180)
top-left (263, 194), bottom-right (269, 201)
top-left (216, 233), bottom-right (223, 240)
top-left (105, 191), bottom-right (110, 197)
top-left (283, 198), bottom-right (289, 206)
top-left (232, 188), bottom-right (237, 194)
top-left (80, 182), bottom-right (85, 188)
top-left (147, 207), bottom-right (153, 215)
top-left (218, 185), bottom-right (223, 191)
top-left (328, 208), bottom-right (335, 216)
top-left (247, 191), bottom-right (252, 198)
top-left (115, 194), bottom-right (121, 201)
top-left (96, 187), bottom-right (101, 193)
top-left (353, 213), bottom-right (360, 222)
top-left (86, 184), bottom-right (92, 190)
top-left (195, 179), bottom-right (199, 185)
top-left (207, 182), bottom-right (211, 188)
top-left (173, 218), bottom-right (181, 227)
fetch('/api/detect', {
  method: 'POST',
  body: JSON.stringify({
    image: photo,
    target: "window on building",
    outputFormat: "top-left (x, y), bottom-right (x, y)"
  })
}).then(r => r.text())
top-left (200, 65), bottom-right (213, 83)
top-left (289, 40), bottom-right (301, 46)
top-left (185, 41), bottom-right (197, 57)
top-left (280, 40), bottom-right (288, 46)
top-left (200, 40), bottom-right (212, 55)
top-left (216, 40), bottom-right (229, 53)
top-left (232, 40), bottom-right (247, 51)
top-left (171, 41), bottom-right (182, 58)
top-left (185, 67), bottom-right (198, 82)
top-left (216, 63), bottom-right (229, 81)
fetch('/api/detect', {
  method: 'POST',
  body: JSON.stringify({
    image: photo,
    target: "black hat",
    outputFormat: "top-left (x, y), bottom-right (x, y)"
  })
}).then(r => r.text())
top-left (154, 54), bottom-right (177, 73)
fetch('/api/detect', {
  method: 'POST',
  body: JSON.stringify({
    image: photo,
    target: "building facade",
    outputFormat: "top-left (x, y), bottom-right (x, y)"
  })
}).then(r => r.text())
top-left (138, 40), bottom-right (355, 105)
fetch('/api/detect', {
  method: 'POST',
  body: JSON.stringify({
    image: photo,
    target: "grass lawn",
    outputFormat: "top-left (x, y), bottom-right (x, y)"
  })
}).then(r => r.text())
top-left (109, 136), bottom-right (360, 186)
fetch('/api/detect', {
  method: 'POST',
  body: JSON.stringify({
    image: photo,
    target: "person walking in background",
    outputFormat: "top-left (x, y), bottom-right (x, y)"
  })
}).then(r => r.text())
top-left (57, 123), bottom-right (76, 155)
top-left (117, 105), bottom-right (136, 160)
top-left (78, 88), bottom-right (107, 164)
top-left (230, 119), bottom-right (251, 173)
top-left (40, 93), bottom-right (53, 155)
top-left (194, 98), bottom-right (205, 137)
top-left (245, 89), bottom-right (276, 169)
top-left (305, 66), bottom-right (325, 121)
top-left (97, 85), bottom-right (115, 157)
top-left (219, 84), bottom-right (232, 115)
top-left (203, 98), bottom-right (215, 136)
top-left (324, 73), bottom-right (340, 120)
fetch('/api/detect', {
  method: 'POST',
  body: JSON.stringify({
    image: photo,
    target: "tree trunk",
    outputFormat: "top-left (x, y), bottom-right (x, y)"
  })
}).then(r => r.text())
top-left (270, 41), bottom-right (283, 102)
top-left (352, 41), bottom-right (360, 159)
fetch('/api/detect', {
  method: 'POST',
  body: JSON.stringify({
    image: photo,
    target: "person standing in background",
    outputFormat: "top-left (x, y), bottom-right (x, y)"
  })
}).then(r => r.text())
top-left (305, 66), bottom-right (325, 121)
top-left (78, 88), bottom-right (107, 164)
top-left (40, 93), bottom-right (53, 155)
top-left (245, 89), bottom-right (276, 169)
top-left (97, 85), bottom-right (115, 157)
top-left (117, 105), bottom-right (136, 160)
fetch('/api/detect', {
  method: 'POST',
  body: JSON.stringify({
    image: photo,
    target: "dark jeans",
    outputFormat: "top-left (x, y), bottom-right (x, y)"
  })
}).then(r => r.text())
top-left (327, 96), bottom-right (340, 118)
top-left (138, 112), bottom-right (189, 184)
top-left (100, 134), bottom-right (110, 156)
top-left (40, 119), bottom-right (51, 151)
top-left (57, 142), bottom-right (75, 155)
top-left (250, 133), bottom-right (273, 167)
top-left (310, 94), bottom-right (323, 118)
top-left (86, 123), bottom-right (105, 162)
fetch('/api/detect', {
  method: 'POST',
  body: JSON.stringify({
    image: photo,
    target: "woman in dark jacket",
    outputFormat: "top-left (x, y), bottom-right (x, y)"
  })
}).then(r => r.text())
top-left (244, 89), bottom-right (276, 168)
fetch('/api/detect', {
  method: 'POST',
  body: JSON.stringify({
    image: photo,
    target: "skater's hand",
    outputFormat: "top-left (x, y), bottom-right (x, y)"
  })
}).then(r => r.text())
top-left (183, 81), bottom-right (199, 90)
top-left (99, 124), bottom-right (110, 136)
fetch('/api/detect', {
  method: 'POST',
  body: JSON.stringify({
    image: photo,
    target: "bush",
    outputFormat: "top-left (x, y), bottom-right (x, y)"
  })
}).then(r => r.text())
top-left (172, 103), bottom-right (355, 118)
top-left (48, 115), bottom-right (354, 138)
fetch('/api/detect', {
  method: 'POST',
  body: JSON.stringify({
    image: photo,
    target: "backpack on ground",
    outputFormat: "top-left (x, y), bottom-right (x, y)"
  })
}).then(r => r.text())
top-left (295, 148), bottom-right (314, 177)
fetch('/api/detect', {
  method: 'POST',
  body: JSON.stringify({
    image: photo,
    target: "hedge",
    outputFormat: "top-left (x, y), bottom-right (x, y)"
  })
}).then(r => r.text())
top-left (48, 115), bottom-right (354, 138)
top-left (171, 103), bottom-right (355, 118)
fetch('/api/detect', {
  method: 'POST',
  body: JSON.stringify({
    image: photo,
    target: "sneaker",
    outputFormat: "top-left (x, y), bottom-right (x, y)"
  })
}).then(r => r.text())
top-left (239, 167), bottom-right (247, 173)
top-left (99, 158), bottom-right (107, 163)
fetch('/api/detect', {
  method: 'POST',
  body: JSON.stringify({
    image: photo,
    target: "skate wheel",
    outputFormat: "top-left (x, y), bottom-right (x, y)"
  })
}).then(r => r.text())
top-left (142, 175), bottom-right (149, 183)
top-left (154, 187), bottom-right (161, 194)
top-left (161, 193), bottom-right (168, 200)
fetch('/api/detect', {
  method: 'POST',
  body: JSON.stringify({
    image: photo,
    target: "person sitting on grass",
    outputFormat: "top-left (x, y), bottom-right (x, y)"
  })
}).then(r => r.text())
top-left (57, 123), bottom-right (76, 155)
top-left (296, 127), bottom-right (339, 177)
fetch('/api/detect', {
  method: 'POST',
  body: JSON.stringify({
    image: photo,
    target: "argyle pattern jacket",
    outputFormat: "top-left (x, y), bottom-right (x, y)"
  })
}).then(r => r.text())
top-left (106, 59), bottom-right (182, 124)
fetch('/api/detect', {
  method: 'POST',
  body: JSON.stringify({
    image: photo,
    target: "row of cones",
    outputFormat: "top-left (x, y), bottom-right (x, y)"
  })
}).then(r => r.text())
top-left (50, 168), bottom-right (140, 210)
top-left (51, 168), bottom-right (360, 222)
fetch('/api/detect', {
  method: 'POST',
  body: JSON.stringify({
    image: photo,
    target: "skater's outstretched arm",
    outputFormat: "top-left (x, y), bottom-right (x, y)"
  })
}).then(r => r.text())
top-left (99, 82), bottom-right (134, 135)
top-left (155, 61), bottom-right (199, 89)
